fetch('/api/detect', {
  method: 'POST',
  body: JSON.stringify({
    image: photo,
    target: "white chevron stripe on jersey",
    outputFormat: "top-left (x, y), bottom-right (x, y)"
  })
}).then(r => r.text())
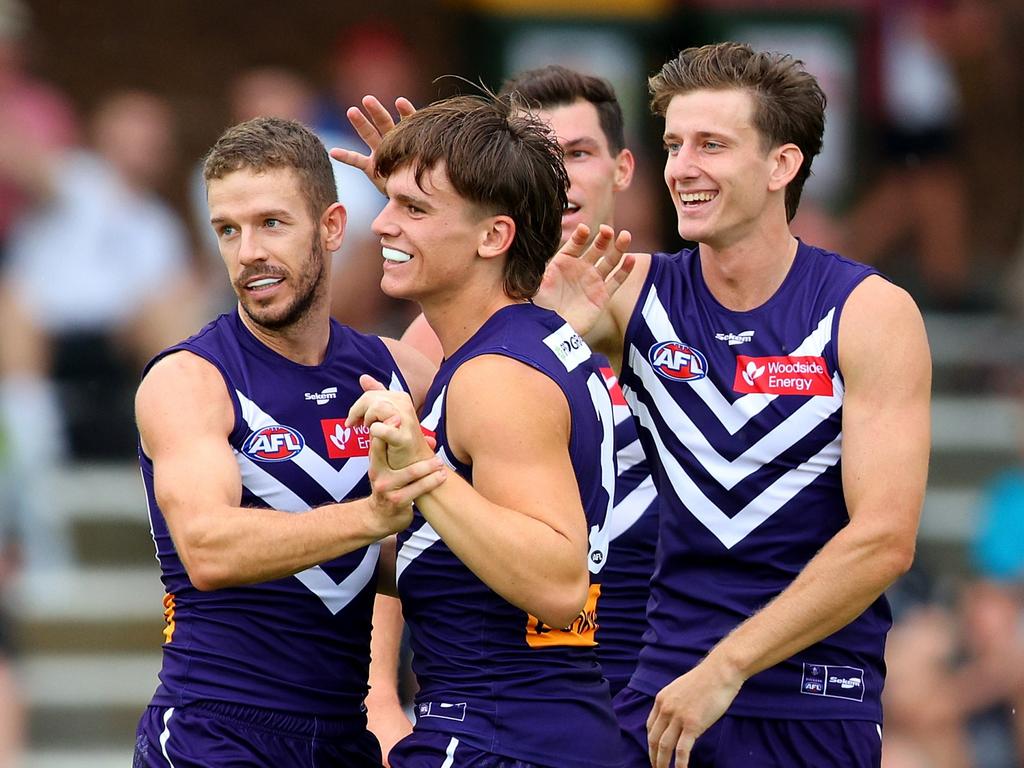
top-left (237, 390), bottom-right (369, 501)
top-left (608, 475), bottom-right (657, 542)
top-left (234, 451), bottom-right (381, 614)
top-left (394, 388), bottom-right (450, 583)
top-left (235, 453), bottom-right (311, 511)
top-left (616, 437), bottom-right (647, 474)
top-left (638, 286), bottom-right (835, 435)
top-left (420, 386), bottom-right (446, 432)
top-left (293, 543), bottom-right (381, 615)
top-left (624, 348), bottom-right (844, 491)
top-left (397, 521), bottom-right (441, 584)
top-left (627, 394), bottom-right (842, 548)
top-left (235, 388), bottom-right (407, 613)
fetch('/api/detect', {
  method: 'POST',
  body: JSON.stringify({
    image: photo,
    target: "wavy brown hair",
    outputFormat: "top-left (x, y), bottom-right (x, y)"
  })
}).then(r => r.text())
top-left (203, 116), bottom-right (337, 220)
top-left (374, 94), bottom-right (569, 301)
top-left (650, 42), bottom-right (826, 222)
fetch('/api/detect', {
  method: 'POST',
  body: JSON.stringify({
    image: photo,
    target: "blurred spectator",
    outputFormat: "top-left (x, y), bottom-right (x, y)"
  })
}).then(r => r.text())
top-left (954, 580), bottom-right (1024, 767)
top-left (0, 421), bottom-right (23, 768)
top-left (0, 89), bottom-right (199, 591)
top-left (0, 0), bottom-right (77, 261)
top-left (883, 604), bottom-right (973, 768)
top-left (883, 582), bottom-right (1024, 768)
top-left (312, 21), bottom-right (422, 139)
top-left (845, 0), bottom-right (972, 310)
top-left (971, 399), bottom-right (1024, 584)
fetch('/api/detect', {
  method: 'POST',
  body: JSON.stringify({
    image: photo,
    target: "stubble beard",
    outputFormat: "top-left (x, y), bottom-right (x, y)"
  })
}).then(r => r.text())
top-left (237, 234), bottom-right (327, 332)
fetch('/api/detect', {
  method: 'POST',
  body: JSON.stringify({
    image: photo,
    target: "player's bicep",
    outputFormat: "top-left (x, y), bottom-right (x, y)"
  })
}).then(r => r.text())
top-left (446, 356), bottom-right (588, 545)
top-left (839, 277), bottom-right (930, 541)
top-left (136, 352), bottom-right (240, 539)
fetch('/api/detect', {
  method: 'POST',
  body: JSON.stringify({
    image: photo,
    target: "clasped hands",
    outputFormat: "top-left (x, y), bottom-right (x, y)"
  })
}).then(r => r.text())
top-left (346, 375), bottom-right (445, 537)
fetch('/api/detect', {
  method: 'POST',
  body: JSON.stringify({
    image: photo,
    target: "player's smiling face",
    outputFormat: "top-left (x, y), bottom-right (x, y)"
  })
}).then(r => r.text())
top-left (538, 100), bottom-right (631, 246)
top-left (208, 166), bottom-right (334, 331)
top-left (662, 88), bottom-right (782, 250)
top-left (372, 161), bottom-right (497, 304)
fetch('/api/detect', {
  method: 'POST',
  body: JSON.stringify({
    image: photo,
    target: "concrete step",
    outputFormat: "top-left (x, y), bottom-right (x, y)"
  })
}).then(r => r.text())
top-left (20, 653), bottom-right (159, 709)
top-left (11, 565), bottom-right (162, 622)
top-left (52, 462), bottom-right (144, 520)
top-left (17, 615), bottom-right (163, 654)
top-left (20, 653), bottom-right (158, 750)
top-left (72, 517), bottom-right (155, 567)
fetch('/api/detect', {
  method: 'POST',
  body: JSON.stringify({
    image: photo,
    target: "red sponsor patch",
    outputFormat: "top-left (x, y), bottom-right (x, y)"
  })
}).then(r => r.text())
top-left (321, 418), bottom-right (372, 458)
top-left (321, 418), bottom-right (438, 458)
top-left (599, 367), bottom-right (628, 406)
top-left (733, 355), bottom-right (833, 396)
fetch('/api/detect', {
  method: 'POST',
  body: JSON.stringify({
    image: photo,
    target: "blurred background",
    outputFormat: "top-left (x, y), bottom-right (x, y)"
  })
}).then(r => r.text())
top-left (1, 0), bottom-right (1023, 765)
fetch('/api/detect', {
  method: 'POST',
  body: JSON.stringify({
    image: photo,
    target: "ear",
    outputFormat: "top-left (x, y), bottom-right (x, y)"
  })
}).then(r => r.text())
top-left (322, 202), bottom-right (347, 253)
top-left (477, 214), bottom-right (516, 260)
top-left (767, 143), bottom-right (803, 193)
top-left (612, 148), bottom-right (636, 192)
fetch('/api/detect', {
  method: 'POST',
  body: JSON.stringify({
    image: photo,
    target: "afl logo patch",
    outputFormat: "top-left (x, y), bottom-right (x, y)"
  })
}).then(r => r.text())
top-left (649, 340), bottom-right (708, 382)
top-left (242, 425), bottom-right (305, 462)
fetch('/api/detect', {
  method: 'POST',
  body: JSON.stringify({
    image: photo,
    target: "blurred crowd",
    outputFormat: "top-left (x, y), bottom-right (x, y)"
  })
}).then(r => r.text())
top-left (1, 0), bottom-right (1023, 765)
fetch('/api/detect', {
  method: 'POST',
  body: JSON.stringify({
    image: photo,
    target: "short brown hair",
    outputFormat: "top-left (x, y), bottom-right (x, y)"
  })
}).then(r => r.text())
top-left (650, 42), bottom-right (826, 221)
top-left (499, 65), bottom-right (626, 154)
top-left (202, 117), bottom-right (337, 219)
top-left (375, 94), bottom-right (568, 301)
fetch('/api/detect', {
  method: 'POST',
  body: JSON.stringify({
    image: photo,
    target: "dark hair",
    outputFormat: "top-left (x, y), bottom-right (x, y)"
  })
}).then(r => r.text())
top-left (649, 42), bottom-right (826, 221)
top-left (375, 94), bottom-right (568, 301)
top-left (202, 117), bottom-right (337, 219)
top-left (499, 65), bottom-right (626, 154)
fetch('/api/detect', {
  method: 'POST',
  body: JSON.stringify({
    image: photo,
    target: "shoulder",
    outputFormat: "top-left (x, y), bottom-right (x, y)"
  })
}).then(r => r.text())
top-left (445, 353), bottom-right (571, 458)
top-left (138, 350), bottom-right (228, 411)
top-left (448, 353), bottom-right (569, 418)
top-left (137, 350), bottom-right (234, 453)
top-left (838, 276), bottom-right (930, 386)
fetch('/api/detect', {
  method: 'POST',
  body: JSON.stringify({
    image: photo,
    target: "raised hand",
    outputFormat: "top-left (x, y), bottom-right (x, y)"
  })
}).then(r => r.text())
top-left (328, 95), bottom-right (416, 195)
top-left (535, 223), bottom-right (636, 337)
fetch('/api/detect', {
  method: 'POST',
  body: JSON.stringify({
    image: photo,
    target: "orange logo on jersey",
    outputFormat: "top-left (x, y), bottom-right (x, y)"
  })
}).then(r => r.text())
top-left (525, 583), bottom-right (601, 648)
top-left (162, 592), bottom-right (177, 644)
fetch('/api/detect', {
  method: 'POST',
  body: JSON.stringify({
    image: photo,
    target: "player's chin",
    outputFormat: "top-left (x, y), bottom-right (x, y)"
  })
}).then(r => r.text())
top-left (379, 274), bottom-right (415, 301)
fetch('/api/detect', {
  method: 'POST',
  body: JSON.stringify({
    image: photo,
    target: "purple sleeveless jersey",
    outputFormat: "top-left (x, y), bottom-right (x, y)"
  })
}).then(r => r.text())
top-left (594, 365), bottom-right (658, 697)
top-left (140, 311), bottom-right (408, 721)
top-left (395, 303), bottom-right (624, 768)
top-left (619, 242), bottom-right (889, 721)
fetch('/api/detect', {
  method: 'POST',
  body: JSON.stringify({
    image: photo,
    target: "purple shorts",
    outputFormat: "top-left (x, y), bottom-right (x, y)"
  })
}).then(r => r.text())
top-left (614, 686), bottom-right (881, 768)
top-left (133, 701), bottom-right (382, 767)
top-left (389, 730), bottom-right (552, 768)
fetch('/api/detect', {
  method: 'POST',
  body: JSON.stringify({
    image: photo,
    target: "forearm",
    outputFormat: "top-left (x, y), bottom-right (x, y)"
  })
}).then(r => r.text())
top-left (175, 499), bottom-right (383, 590)
top-left (706, 520), bottom-right (912, 682)
top-left (367, 593), bottom-right (405, 708)
top-left (416, 474), bottom-right (589, 627)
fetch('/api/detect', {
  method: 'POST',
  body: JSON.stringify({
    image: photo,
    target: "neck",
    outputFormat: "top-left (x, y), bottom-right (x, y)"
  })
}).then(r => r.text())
top-left (698, 223), bottom-right (799, 312)
top-left (236, 301), bottom-right (332, 366)
top-left (422, 291), bottom-right (521, 359)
